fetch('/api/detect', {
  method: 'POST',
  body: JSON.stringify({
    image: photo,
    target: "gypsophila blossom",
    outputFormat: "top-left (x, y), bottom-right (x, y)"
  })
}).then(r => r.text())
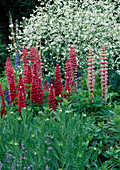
top-left (8, 0), bottom-right (119, 74)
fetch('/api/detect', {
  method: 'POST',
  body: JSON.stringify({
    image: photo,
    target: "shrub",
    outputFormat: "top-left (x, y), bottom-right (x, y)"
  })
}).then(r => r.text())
top-left (8, 0), bottom-right (119, 74)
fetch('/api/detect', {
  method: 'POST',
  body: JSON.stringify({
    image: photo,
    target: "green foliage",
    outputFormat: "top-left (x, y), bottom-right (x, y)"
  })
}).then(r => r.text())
top-left (108, 70), bottom-right (120, 93)
top-left (0, 95), bottom-right (120, 169)
top-left (0, 37), bottom-right (7, 74)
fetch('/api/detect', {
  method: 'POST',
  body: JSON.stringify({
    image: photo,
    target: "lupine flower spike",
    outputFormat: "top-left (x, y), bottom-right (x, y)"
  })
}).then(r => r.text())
top-left (15, 53), bottom-right (20, 70)
top-left (30, 46), bottom-right (36, 68)
top-left (31, 76), bottom-right (38, 104)
top-left (9, 75), bottom-right (17, 105)
top-left (44, 80), bottom-right (49, 91)
top-left (5, 87), bottom-right (10, 103)
top-left (18, 75), bottom-right (26, 117)
top-left (32, 63), bottom-right (39, 85)
top-left (54, 64), bottom-right (63, 97)
top-left (6, 57), bottom-right (15, 89)
top-left (48, 84), bottom-right (56, 112)
top-left (18, 74), bottom-right (26, 104)
top-left (37, 77), bottom-right (44, 104)
top-left (100, 43), bottom-right (108, 101)
top-left (30, 46), bottom-right (42, 77)
top-left (0, 83), bottom-right (6, 118)
top-left (65, 76), bottom-right (71, 101)
top-left (69, 47), bottom-right (77, 87)
top-left (64, 60), bottom-right (72, 86)
top-left (87, 47), bottom-right (95, 103)
top-left (26, 65), bottom-right (32, 99)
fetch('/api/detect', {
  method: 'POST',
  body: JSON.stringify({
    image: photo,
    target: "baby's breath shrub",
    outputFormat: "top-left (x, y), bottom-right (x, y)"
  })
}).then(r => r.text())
top-left (8, 0), bottom-right (119, 74)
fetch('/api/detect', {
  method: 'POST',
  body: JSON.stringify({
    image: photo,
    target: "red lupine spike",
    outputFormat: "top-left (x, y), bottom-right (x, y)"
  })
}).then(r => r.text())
top-left (22, 46), bottom-right (29, 85)
top-left (18, 86), bottom-right (26, 118)
top-left (31, 75), bottom-right (38, 103)
top-left (69, 47), bottom-right (77, 87)
top-left (35, 51), bottom-right (42, 77)
top-left (30, 46), bottom-right (37, 68)
top-left (54, 64), bottom-right (63, 97)
top-left (0, 83), bottom-right (6, 118)
top-left (6, 57), bottom-right (15, 88)
top-left (44, 80), bottom-right (49, 91)
top-left (65, 76), bottom-right (71, 101)
top-left (18, 74), bottom-right (26, 106)
top-left (30, 46), bottom-right (42, 77)
top-left (9, 75), bottom-right (17, 105)
top-left (26, 65), bottom-right (32, 99)
top-left (37, 77), bottom-right (44, 104)
top-left (32, 63), bottom-right (39, 85)
top-left (48, 84), bottom-right (56, 111)
top-left (64, 60), bottom-right (72, 86)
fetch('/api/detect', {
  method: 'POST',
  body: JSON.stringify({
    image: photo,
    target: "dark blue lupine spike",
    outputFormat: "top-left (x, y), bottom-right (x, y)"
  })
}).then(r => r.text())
top-left (5, 87), bottom-right (10, 103)
top-left (77, 74), bottom-right (83, 88)
top-left (15, 53), bottom-right (20, 70)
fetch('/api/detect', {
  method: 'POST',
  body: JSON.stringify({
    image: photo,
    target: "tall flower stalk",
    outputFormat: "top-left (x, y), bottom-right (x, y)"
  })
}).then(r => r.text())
top-left (15, 53), bottom-right (20, 70)
top-left (18, 74), bottom-right (26, 117)
top-left (87, 47), bottom-right (95, 102)
top-left (9, 75), bottom-right (17, 105)
top-left (32, 63), bottom-right (39, 85)
top-left (31, 76), bottom-right (38, 104)
top-left (0, 83), bottom-right (6, 118)
top-left (48, 84), bottom-right (56, 112)
top-left (37, 78), bottom-right (44, 105)
top-left (44, 80), bottom-right (49, 91)
top-left (64, 60), bottom-right (72, 86)
top-left (30, 46), bottom-right (42, 77)
top-left (22, 46), bottom-right (29, 85)
top-left (26, 65), bottom-right (32, 99)
top-left (54, 64), bottom-right (63, 97)
top-left (6, 57), bottom-right (15, 89)
top-left (100, 43), bottom-right (108, 101)
top-left (65, 76), bottom-right (71, 101)
top-left (69, 47), bottom-right (77, 87)
top-left (18, 74), bottom-right (26, 103)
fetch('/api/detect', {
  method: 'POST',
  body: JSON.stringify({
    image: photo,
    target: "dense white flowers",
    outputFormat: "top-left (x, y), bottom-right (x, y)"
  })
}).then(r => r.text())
top-left (8, 0), bottom-right (119, 74)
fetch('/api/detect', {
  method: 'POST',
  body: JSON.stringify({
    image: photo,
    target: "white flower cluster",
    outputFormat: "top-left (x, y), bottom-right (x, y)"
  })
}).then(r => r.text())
top-left (8, 0), bottom-right (120, 73)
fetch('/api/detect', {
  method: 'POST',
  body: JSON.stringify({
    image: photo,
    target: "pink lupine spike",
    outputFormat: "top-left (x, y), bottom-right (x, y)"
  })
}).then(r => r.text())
top-left (0, 83), bottom-right (6, 118)
top-left (100, 43), bottom-right (108, 101)
top-left (87, 47), bottom-right (95, 102)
